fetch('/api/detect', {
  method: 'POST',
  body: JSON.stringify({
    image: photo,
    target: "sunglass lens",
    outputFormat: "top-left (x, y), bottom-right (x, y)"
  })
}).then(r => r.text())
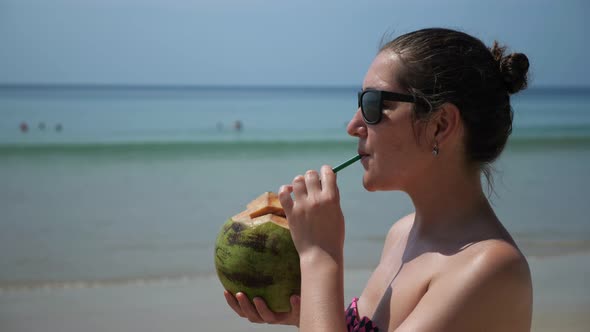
top-left (361, 91), bottom-right (381, 123)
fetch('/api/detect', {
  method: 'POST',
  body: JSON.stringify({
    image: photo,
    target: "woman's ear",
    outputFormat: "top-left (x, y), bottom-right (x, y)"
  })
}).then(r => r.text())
top-left (431, 102), bottom-right (462, 147)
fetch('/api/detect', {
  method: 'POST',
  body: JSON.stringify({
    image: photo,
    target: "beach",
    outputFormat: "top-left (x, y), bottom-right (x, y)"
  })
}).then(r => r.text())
top-left (1, 253), bottom-right (589, 332)
top-left (1, 86), bottom-right (589, 331)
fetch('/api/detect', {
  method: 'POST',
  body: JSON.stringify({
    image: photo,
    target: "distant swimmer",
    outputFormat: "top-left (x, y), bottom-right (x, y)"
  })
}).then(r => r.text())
top-left (38, 122), bottom-right (46, 130)
top-left (55, 123), bottom-right (63, 132)
top-left (233, 120), bottom-right (242, 132)
top-left (19, 122), bottom-right (28, 133)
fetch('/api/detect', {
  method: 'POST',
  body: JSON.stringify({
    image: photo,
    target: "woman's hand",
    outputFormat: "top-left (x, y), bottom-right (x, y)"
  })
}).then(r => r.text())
top-left (223, 291), bottom-right (300, 326)
top-left (278, 165), bottom-right (345, 262)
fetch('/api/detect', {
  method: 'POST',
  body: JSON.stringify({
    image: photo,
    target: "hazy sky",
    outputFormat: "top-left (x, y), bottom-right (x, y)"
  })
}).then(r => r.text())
top-left (1, 0), bottom-right (588, 87)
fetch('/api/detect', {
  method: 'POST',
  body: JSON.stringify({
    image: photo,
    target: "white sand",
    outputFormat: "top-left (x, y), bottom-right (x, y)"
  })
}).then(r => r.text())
top-left (1, 253), bottom-right (588, 332)
top-left (529, 253), bottom-right (590, 332)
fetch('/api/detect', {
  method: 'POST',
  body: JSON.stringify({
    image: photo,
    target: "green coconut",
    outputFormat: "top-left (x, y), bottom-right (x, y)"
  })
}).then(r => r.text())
top-left (214, 192), bottom-right (301, 312)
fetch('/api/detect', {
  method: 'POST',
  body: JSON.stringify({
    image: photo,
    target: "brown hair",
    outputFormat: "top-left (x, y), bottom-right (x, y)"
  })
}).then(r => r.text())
top-left (381, 28), bottom-right (530, 178)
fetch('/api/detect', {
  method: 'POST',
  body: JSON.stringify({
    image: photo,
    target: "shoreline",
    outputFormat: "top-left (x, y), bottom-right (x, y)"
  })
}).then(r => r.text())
top-left (1, 252), bottom-right (589, 332)
top-left (2, 247), bottom-right (588, 294)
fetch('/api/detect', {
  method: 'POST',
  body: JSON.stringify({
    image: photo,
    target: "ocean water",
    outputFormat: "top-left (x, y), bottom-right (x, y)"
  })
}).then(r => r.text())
top-left (0, 85), bottom-right (589, 291)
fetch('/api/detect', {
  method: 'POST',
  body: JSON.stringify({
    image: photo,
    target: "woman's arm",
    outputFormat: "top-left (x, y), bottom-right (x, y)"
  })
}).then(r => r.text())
top-left (279, 165), bottom-right (348, 332)
top-left (299, 251), bottom-right (346, 331)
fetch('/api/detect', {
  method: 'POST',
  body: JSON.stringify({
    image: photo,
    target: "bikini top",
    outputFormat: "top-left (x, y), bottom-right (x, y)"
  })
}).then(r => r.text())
top-left (345, 297), bottom-right (380, 332)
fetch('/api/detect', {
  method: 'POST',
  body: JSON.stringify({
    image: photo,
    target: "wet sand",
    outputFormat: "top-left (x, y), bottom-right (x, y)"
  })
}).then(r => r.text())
top-left (1, 252), bottom-right (589, 332)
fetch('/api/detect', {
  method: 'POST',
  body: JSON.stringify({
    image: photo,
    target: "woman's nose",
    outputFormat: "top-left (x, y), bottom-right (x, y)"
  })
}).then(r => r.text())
top-left (347, 108), bottom-right (367, 138)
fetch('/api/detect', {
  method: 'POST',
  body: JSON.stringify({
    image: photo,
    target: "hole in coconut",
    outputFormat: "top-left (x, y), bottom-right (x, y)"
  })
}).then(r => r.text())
top-left (232, 192), bottom-right (289, 229)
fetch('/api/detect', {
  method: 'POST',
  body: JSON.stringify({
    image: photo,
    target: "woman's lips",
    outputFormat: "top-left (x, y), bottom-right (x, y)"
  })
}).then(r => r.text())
top-left (359, 152), bottom-right (370, 166)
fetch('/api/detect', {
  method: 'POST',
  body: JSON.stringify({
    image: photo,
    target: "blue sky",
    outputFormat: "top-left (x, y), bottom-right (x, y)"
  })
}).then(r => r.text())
top-left (1, 0), bottom-right (588, 87)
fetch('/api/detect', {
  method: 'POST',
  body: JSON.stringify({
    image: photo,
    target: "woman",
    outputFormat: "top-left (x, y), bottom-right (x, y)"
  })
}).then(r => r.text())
top-left (224, 28), bottom-right (532, 331)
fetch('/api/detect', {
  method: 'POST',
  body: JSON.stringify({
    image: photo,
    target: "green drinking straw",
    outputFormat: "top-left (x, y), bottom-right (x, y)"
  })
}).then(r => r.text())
top-left (332, 154), bottom-right (362, 174)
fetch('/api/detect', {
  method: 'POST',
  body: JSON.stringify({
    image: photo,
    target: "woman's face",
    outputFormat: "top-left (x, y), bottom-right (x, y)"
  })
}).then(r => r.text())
top-left (347, 51), bottom-right (432, 192)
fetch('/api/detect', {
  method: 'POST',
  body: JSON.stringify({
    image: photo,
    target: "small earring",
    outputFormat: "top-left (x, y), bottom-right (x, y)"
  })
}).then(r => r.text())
top-left (432, 143), bottom-right (439, 156)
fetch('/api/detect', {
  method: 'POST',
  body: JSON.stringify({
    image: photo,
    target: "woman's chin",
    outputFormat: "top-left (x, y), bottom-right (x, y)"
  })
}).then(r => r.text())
top-left (363, 172), bottom-right (401, 192)
top-left (362, 175), bottom-right (380, 192)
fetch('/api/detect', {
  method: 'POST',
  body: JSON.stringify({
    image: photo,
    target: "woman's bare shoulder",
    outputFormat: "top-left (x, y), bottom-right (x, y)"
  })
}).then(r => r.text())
top-left (388, 213), bottom-right (415, 237)
top-left (437, 237), bottom-right (532, 302)
top-left (382, 213), bottom-right (415, 249)
top-left (375, 213), bottom-right (415, 265)
top-left (450, 238), bottom-right (531, 282)
top-left (396, 240), bottom-right (533, 331)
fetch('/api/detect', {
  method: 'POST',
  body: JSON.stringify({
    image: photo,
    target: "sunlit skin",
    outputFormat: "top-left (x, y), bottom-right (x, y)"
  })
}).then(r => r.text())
top-left (224, 50), bottom-right (533, 331)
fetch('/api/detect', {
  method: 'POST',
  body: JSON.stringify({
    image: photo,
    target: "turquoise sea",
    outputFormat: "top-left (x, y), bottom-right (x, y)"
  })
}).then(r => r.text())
top-left (1, 85), bottom-right (590, 291)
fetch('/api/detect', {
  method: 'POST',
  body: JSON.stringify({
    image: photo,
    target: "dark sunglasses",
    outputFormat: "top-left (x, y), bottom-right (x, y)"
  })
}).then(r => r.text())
top-left (358, 89), bottom-right (416, 124)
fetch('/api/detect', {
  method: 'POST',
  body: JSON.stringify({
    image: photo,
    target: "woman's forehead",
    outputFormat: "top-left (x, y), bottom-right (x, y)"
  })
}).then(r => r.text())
top-left (362, 52), bottom-right (403, 92)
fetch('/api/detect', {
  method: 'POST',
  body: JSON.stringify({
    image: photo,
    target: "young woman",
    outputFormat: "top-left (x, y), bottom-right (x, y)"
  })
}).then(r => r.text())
top-left (224, 28), bottom-right (533, 331)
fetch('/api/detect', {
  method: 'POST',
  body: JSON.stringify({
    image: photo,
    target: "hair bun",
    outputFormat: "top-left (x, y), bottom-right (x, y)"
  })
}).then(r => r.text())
top-left (490, 41), bottom-right (530, 94)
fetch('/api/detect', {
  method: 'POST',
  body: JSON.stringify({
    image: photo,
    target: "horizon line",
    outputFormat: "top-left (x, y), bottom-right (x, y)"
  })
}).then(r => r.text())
top-left (0, 83), bottom-right (358, 90)
top-left (0, 82), bottom-right (589, 91)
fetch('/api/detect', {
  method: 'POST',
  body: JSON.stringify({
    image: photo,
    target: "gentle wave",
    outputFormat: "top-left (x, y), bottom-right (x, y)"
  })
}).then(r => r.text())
top-left (0, 140), bottom-right (358, 157)
top-left (356, 235), bottom-right (590, 259)
top-left (517, 238), bottom-right (590, 258)
top-left (0, 134), bottom-right (589, 155)
top-left (0, 273), bottom-right (218, 293)
top-left (508, 135), bottom-right (590, 149)
top-left (2, 239), bottom-right (589, 293)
